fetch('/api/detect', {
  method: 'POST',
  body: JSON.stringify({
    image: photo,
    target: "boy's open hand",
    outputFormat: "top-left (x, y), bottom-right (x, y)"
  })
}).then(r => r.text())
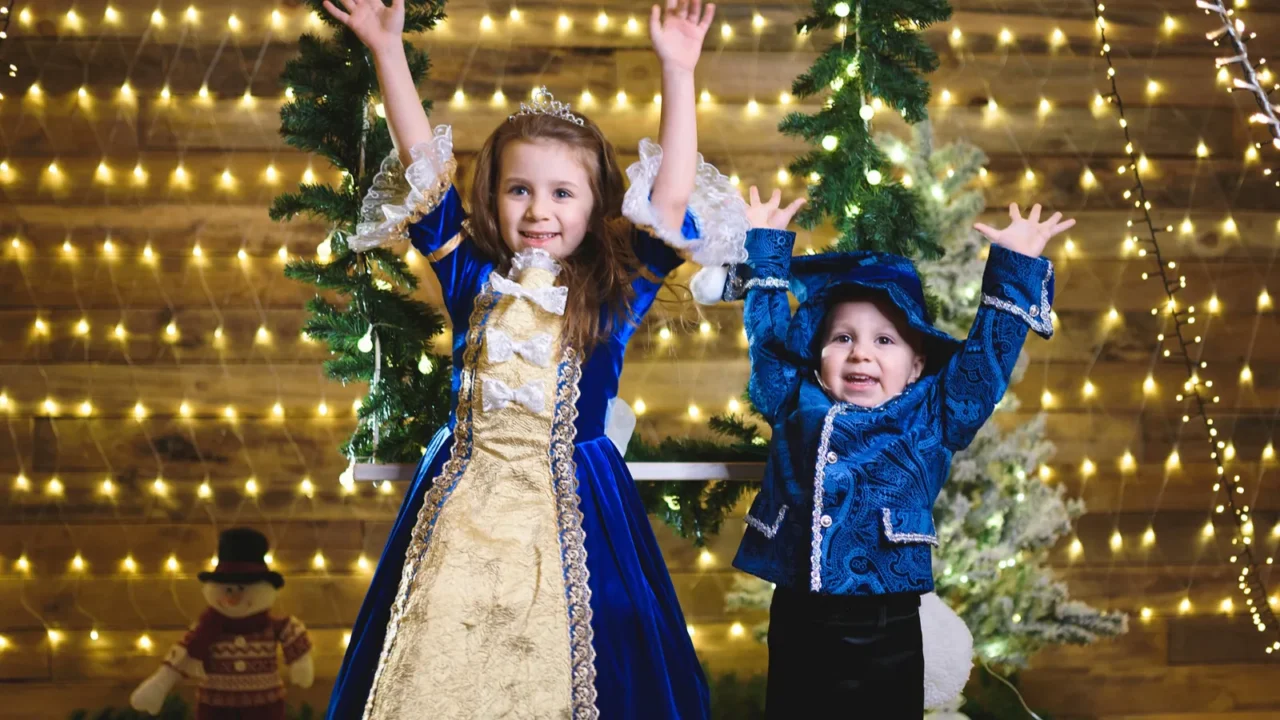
top-left (746, 186), bottom-right (806, 231)
top-left (323, 0), bottom-right (404, 56)
top-left (650, 0), bottom-right (715, 73)
top-left (974, 203), bottom-right (1075, 258)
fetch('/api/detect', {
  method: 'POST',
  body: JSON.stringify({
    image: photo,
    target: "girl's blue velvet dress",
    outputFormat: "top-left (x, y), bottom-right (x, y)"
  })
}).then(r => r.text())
top-left (327, 129), bottom-right (746, 719)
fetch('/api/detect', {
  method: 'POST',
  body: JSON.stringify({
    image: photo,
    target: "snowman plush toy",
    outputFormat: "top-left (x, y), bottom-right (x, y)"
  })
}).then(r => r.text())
top-left (131, 527), bottom-right (314, 719)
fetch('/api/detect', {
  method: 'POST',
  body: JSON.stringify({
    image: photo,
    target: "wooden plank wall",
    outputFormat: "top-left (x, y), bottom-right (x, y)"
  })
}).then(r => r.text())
top-left (2, 0), bottom-right (1280, 718)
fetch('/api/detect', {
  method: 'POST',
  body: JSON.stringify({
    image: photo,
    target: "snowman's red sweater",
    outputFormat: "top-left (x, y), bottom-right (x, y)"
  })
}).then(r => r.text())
top-left (164, 608), bottom-right (311, 719)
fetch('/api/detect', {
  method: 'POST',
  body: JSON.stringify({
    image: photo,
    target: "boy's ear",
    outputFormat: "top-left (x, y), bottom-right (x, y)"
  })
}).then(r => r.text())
top-left (908, 352), bottom-right (926, 384)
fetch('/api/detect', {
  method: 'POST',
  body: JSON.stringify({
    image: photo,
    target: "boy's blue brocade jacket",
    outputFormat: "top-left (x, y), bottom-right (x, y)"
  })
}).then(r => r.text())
top-left (730, 229), bottom-right (1056, 596)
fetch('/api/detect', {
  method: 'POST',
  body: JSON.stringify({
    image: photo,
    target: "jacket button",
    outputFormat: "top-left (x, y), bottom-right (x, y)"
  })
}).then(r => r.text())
top-left (1029, 305), bottom-right (1040, 317)
top-left (233, 660), bottom-right (247, 672)
top-left (234, 635), bottom-right (247, 648)
top-left (826, 451), bottom-right (838, 464)
top-left (820, 514), bottom-right (833, 528)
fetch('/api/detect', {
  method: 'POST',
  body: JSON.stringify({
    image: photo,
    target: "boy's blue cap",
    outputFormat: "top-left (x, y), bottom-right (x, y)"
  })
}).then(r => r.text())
top-left (785, 251), bottom-right (962, 369)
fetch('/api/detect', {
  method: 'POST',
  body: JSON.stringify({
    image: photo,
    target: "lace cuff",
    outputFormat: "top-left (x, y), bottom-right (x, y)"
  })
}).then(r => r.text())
top-left (621, 138), bottom-right (749, 268)
top-left (351, 125), bottom-right (457, 251)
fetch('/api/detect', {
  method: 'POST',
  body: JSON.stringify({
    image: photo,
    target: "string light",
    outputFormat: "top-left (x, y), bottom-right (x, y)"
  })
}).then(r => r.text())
top-left (1095, 0), bottom-right (1276, 649)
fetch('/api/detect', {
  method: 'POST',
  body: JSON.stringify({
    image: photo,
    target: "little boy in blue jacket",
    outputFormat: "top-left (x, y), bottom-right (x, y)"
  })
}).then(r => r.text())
top-left (728, 189), bottom-right (1073, 715)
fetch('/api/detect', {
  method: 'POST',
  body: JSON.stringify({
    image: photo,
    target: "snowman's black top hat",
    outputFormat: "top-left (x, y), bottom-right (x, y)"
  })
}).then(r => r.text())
top-left (197, 527), bottom-right (285, 588)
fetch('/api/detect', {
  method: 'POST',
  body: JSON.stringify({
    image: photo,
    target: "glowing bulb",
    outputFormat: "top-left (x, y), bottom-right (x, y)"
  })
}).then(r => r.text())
top-left (860, 105), bottom-right (875, 120)
top-left (557, 14), bottom-right (571, 31)
top-left (300, 478), bottom-right (315, 497)
top-left (1050, 28), bottom-right (1065, 46)
top-left (185, 6), bottom-right (198, 23)
top-left (47, 629), bottom-right (63, 645)
top-left (1241, 365), bottom-right (1253, 383)
top-left (700, 89), bottom-right (712, 104)
top-left (256, 326), bottom-right (270, 343)
top-left (152, 477), bottom-right (167, 496)
top-left (1259, 289), bottom-right (1273, 310)
top-left (634, 399), bottom-right (647, 415)
top-left (1143, 375), bottom-right (1156, 394)
top-left (998, 28), bottom-right (1013, 44)
top-left (833, 2), bottom-right (851, 18)
top-left (380, 481), bottom-right (394, 495)
top-left (1142, 527), bottom-right (1155, 546)
top-left (318, 401), bottom-right (329, 417)
top-left (1081, 458), bottom-right (1096, 477)
top-left (1202, 520), bottom-right (1215, 538)
top-left (245, 478), bottom-right (259, 496)
top-left (313, 552), bottom-right (326, 569)
top-left (688, 404), bottom-right (701, 419)
top-left (822, 135), bottom-right (838, 151)
top-left (227, 13), bottom-right (240, 31)
top-left (1196, 141), bottom-right (1209, 158)
top-left (1040, 390), bottom-right (1054, 408)
top-left (122, 555), bottom-right (138, 573)
top-left (166, 555), bottom-right (179, 572)
top-left (48, 478), bottom-right (65, 496)
top-left (1038, 97), bottom-right (1051, 115)
top-left (1179, 598), bottom-right (1192, 614)
top-left (271, 9), bottom-right (283, 27)
top-left (1167, 450), bottom-right (1181, 469)
top-left (198, 482), bottom-right (212, 499)
top-left (179, 402), bottom-right (192, 418)
top-left (78, 400), bottom-right (93, 416)
top-left (151, 9), bottom-right (165, 26)
top-left (1068, 538), bottom-right (1083, 557)
top-left (137, 634), bottom-right (153, 650)
top-left (357, 554), bottom-right (371, 571)
top-left (480, 14), bottom-right (494, 30)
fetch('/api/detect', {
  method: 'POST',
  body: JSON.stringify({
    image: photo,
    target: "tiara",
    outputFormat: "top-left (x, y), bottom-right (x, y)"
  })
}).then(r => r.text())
top-left (508, 86), bottom-right (585, 127)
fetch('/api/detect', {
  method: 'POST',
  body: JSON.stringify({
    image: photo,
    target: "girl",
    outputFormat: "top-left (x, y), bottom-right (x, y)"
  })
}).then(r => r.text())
top-left (320, 0), bottom-right (748, 718)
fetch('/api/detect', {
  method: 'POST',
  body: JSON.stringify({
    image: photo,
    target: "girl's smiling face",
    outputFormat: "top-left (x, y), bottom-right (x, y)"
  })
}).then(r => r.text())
top-left (496, 139), bottom-right (595, 260)
top-left (818, 296), bottom-right (925, 408)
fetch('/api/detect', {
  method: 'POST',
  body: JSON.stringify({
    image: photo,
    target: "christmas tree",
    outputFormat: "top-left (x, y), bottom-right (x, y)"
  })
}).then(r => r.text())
top-left (271, 0), bottom-right (452, 470)
top-left (783, 0), bottom-right (951, 259)
top-left (902, 121), bottom-right (1129, 669)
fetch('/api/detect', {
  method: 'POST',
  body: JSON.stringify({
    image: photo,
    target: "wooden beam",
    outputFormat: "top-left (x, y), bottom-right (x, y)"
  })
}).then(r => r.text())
top-left (7, 207), bottom-right (1276, 262)
top-left (0, 91), bottom-right (1245, 157)
top-left (9, 34), bottom-right (1252, 112)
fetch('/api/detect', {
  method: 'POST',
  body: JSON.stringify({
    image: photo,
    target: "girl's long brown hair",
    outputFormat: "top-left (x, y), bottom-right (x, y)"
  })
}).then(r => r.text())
top-left (466, 111), bottom-right (644, 356)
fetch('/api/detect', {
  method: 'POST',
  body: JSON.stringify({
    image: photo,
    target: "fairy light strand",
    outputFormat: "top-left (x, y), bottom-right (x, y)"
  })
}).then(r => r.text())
top-left (1094, 1), bottom-right (1279, 651)
top-left (1196, 0), bottom-right (1280, 155)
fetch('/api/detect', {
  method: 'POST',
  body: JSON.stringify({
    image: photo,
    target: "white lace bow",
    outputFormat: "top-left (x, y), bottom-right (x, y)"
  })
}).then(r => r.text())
top-left (488, 272), bottom-right (568, 316)
top-left (482, 378), bottom-right (546, 414)
top-left (487, 329), bottom-right (555, 367)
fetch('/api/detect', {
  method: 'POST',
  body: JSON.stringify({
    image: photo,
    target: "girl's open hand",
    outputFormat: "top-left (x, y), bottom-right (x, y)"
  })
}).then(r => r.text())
top-left (323, 0), bottom-right (405, 56)
top-left (746, 187), bottom-right (806, 231)
top-left (649, 0), bottom-right (715, 73)
top-left (974, 203), bottom-right (1075, 258)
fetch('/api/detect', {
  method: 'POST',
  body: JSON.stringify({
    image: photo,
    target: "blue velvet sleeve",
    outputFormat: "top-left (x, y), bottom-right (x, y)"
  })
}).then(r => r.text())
top-left (407, 185), bottom-right (488, 327)
top-left (937, 243), bottom-right (1055, 453)
top-left (631, 207), bottom-right (700, 280)
top-left (741, 228), bottom-right (800, 425)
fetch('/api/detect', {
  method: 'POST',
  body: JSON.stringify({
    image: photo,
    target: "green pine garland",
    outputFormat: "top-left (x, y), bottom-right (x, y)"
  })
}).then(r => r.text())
top-left (271, 0), bottom-right (451, 465)
top-left (784, 0), bottom-right (951, 259)
top-left (627, 408), bottom-right (769, 546)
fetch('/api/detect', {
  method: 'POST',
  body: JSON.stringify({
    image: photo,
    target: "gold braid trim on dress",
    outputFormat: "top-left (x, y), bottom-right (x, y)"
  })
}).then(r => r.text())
top-left (550, 347), bottom-right (598, 719)
top-left (426, 231), bottom-right (464, 263)
top-left (360, 283), bottom-right (496, 720)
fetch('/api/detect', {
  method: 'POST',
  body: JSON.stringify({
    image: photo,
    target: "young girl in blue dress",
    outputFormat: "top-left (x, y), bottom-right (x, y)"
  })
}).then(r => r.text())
top-left (320, 0), bottom-right (747, 718)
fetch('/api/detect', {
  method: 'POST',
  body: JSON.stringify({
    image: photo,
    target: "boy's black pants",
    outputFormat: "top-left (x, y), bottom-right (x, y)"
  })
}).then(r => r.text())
top-left (766, 587), bottom-right (924, 718)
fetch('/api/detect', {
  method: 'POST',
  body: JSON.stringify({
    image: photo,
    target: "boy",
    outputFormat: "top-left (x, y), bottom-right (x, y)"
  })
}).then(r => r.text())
top-left (729, 188), bottom-right (1071, 715)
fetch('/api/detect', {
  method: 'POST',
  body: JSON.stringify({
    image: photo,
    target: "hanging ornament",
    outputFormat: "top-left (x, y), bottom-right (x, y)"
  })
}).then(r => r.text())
top-left (358, 325), bottom-right (374, 353)
top-left (833, 2), bottom-right (851, 18)
top-left (822, 135), bottom-right (839, 151)
top-left (866, 169), bottom-right (883, 185)
top-left (846, 60), bottom-right (860, 77)
top-left (859, 105), bottom-right (875, 120)
top-left (417, 353), bottom-right (433, 374)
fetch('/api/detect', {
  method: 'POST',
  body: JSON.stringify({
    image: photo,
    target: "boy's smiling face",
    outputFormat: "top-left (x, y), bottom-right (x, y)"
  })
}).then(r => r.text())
top-left (818, 295), bottom-right (925, 408)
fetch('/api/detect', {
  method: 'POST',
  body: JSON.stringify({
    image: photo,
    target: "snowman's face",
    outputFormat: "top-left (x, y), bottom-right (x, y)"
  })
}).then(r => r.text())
top-left (202, 580), bottom-right (278, 618)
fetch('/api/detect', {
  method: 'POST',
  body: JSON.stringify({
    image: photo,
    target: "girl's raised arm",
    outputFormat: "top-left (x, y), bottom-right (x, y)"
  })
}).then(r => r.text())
top-left (324, 0), bottom-right (432, 166)
top-left (647, 0), bottom-right (714, 230)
